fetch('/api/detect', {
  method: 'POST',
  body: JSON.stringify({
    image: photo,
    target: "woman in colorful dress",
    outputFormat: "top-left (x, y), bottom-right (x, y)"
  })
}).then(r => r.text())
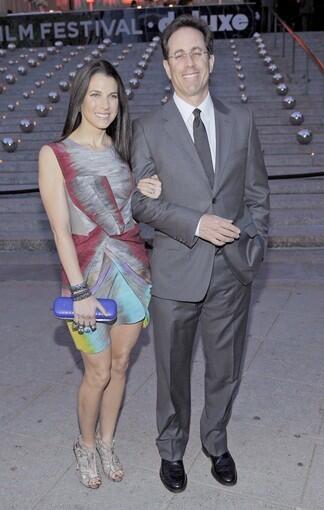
top-left (38, 59), bottom-right (161, 489)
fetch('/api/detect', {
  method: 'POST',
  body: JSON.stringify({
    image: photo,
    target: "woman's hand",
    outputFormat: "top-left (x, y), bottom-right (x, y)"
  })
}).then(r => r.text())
top-left (137, 174), bottom-right (162, 199)
top-left (73, 296), bottom-right (108, 332)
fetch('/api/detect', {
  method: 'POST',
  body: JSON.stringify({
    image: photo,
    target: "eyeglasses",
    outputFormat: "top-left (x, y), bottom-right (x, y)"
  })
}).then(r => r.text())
top-left (168, 49), bottom-right (209, 64)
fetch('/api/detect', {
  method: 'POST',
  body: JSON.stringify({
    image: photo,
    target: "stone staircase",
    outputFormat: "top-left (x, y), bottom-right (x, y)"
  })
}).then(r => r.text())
top-left (0, 32), bottom-right (323, 249)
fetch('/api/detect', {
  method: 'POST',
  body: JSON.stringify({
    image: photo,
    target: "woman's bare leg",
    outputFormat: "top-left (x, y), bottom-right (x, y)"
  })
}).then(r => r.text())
top-left (78, 347), bottom-right (112, 448)
top-left (99, 322), bottom-right (142, 445)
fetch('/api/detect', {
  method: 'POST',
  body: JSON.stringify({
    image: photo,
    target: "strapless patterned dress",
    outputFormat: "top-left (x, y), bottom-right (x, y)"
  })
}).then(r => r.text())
top-left (49, 138), bottom-right (151, 353)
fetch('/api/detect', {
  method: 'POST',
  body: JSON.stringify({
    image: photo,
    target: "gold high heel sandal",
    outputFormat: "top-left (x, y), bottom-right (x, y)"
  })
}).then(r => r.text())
top-left (73, 436), bottom-right (102, 489)
top-left (96, 436), bottom-right (124, 482)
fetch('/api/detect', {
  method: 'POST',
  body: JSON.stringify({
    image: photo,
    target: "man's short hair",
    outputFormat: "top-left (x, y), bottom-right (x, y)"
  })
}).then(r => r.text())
top-left (161, 14), bottom-right (214, 60)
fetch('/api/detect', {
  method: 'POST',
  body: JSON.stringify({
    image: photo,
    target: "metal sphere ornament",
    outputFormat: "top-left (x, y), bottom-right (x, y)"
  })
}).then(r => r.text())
top-left (268, 63), bottom-right (278, 74)
top-left (272, 73), bottom-right (283, 84)
top-left (122, 48), bottom-right (129, 55)
top-left (58, 80), bottom-right (70, 92)
top-left (62, 57), bottom-right (69, 63)
top-left (91, 50), bottom-right (100, 58)
top-left (35, 104), bottom-right (49, 117)
top-left (0, 49), bottom-right (6, 57)
top-left (254, 33), bottom-right (261, 40)
top-left (2, 136), bottom-right (18, 152)
top-left (258, 43), bottom-right (266, 50)
top-left (239, 83), bottom-right (246, 91)
top-left (112, 61), bottom-right (119, 67)
top-left (237, 73), bottom-right (245, 80)
top-left (289, 111), bottom-right (304, 125)
top-left (240, 94), bottom-right (248, 103)
top-left (47, 47), bottom-right (56, 55)
top-left (127, 43), bottom-right (133, 49)
top-left (230, 44), bottom-right (236, 50)
top-left (8, 59), bottom-right (15, 65)
top-left (69, 71), bottom-right (76, 80)
top-left (165, 85), bottom-right (171, 92)
top-left (22, 91), bottom-right (30, 99)
top-left (142, 53), bottom-right (150, 61)
top-left (125, 88), bottom-right (133, 100)
top-left (138, 60), bottom-right (147, 70)
top-left (276, 83), bottom-right (288, 96)
top-left (34, 80), bottom-right (42, 88)
top-left (146, 47), bottom-right (154, 55)
top-left (0, 66), bottom-right (7, 72)
top-left (229, 39), bottom-right (234, 44)
top-left (37, 52), bottom-right (46, 61)
top-left (5, 73), bottom-right (16, 84)
top-left (117, 55), bottom-right (125, 61)
top-left (129, 78), bottom-right (140, 89)
top-left (69, 51), bottom-right (77, 57)
top-left (296, 129), bottom-right (312, 144)
top-left (17, 65), bottom-right (27, 76)
top-left (7, 43), bottom-right (16, 51)
top-left (55, 63), bottom-right (63, 70)
top-left (76, 63), bottom-right (84, 70)
top-left (54, 41), bottom-right (63, 48)
top-left (235, 64), bottom-right (242, 71)
top-left (48, 91), bottom-right (60, 103)
top-left (232, 50), bottom-right (238, 57)
top-left (45, 71), bottom-right (53, 78)
top-left (152, 36), bottom-right (160, 42)
top-left (258, 50), bottom-right (267, 57)
top-left (264, 56), bottom-right (272, 65)
top-left (83, 56), bottom-right (92, 63)
top-left (133, 68), bottom-right (144, 79)
top-left (233, 57), bottom-right (241, 63)
top-left (7, 103), bottom-right (15, 111)
top-left (19, 119), bottom-right (35, 133)
top-left (97, 44), bottom-right (106, 52)
top-left (27, 58), bottom-right (37, 68)
top-left (161, 96), bottom-right (169, 105)
top-left (282, 96), bottom-right (296, 109)
top-left (103, 38), bottom-right (112, 46)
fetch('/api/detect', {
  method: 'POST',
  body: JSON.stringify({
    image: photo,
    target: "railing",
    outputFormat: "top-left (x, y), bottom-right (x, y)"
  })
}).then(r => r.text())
top-left (272, 11), bottom-right (324, 93)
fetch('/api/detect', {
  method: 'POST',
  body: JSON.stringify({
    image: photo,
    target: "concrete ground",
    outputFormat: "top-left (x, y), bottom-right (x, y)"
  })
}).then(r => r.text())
top-left (1, 247), bottom-right (324, 510)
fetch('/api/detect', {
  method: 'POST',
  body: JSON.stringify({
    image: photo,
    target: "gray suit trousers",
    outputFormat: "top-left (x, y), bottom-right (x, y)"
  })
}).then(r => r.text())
top-left (151, 252), bottom-right (251, 461)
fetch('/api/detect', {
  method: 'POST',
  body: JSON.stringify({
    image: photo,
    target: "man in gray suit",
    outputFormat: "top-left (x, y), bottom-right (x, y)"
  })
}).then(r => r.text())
top-left (131, 14), bottom-right (270, 493)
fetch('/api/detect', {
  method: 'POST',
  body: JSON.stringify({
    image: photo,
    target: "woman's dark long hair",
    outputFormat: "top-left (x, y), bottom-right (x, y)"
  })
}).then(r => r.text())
top-left (61, 59), bottom-right (131, 163)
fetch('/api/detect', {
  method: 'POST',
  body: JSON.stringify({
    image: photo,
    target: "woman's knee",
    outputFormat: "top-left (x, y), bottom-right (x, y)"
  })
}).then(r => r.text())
top-left (84, 364), bottom-right (111, 389)
top-left (111, 353), bottom-right (130, 377)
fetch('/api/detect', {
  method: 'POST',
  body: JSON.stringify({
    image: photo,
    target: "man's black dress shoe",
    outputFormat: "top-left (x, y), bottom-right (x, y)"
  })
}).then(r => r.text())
top-left (160, 459), bottom-right (187, 493)
top-left (203, 447), bottom-right (237, 486)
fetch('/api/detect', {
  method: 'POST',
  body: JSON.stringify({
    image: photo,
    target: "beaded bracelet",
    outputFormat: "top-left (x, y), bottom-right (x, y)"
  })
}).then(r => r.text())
top-left (72, 288), bottom-right (92, 302)
top-left (70, 281), bottom-right (92, 302)
top-left (70, 281), bottom-right (88, 293)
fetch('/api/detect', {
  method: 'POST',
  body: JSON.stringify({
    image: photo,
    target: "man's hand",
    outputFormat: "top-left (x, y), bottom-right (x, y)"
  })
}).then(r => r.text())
top-left (198, 214), bottom-right (240, 246)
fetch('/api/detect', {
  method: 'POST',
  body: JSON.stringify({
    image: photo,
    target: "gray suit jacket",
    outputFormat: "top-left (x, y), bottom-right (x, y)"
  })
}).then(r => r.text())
top-left (131, 97), bottom-right (270, 301)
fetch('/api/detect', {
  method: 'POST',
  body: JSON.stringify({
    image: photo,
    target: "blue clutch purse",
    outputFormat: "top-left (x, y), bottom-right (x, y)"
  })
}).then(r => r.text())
top-left (53, 297), bottom-right (117, 323)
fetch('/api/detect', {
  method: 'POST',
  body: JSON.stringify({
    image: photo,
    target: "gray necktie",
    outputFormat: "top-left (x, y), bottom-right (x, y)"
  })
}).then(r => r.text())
top-left (193, 108), bottom-right (214, 188)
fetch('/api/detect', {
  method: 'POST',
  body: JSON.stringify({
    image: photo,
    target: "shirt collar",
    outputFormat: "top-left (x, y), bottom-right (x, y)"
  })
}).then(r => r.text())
top-left (173, 92), bottom-right (213, 123)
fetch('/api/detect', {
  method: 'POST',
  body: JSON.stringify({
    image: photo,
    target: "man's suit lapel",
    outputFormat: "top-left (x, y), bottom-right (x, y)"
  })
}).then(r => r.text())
top-left (161, 99), bottom-right (212, 190)
top-left (212, 97), bottom-right (233, 193)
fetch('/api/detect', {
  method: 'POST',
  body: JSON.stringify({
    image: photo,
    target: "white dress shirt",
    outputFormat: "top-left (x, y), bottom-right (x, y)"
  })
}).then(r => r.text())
top-left (173, 92), bottom-right (216, 169)
top-left (173, 92), bottom-right (216, 236)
